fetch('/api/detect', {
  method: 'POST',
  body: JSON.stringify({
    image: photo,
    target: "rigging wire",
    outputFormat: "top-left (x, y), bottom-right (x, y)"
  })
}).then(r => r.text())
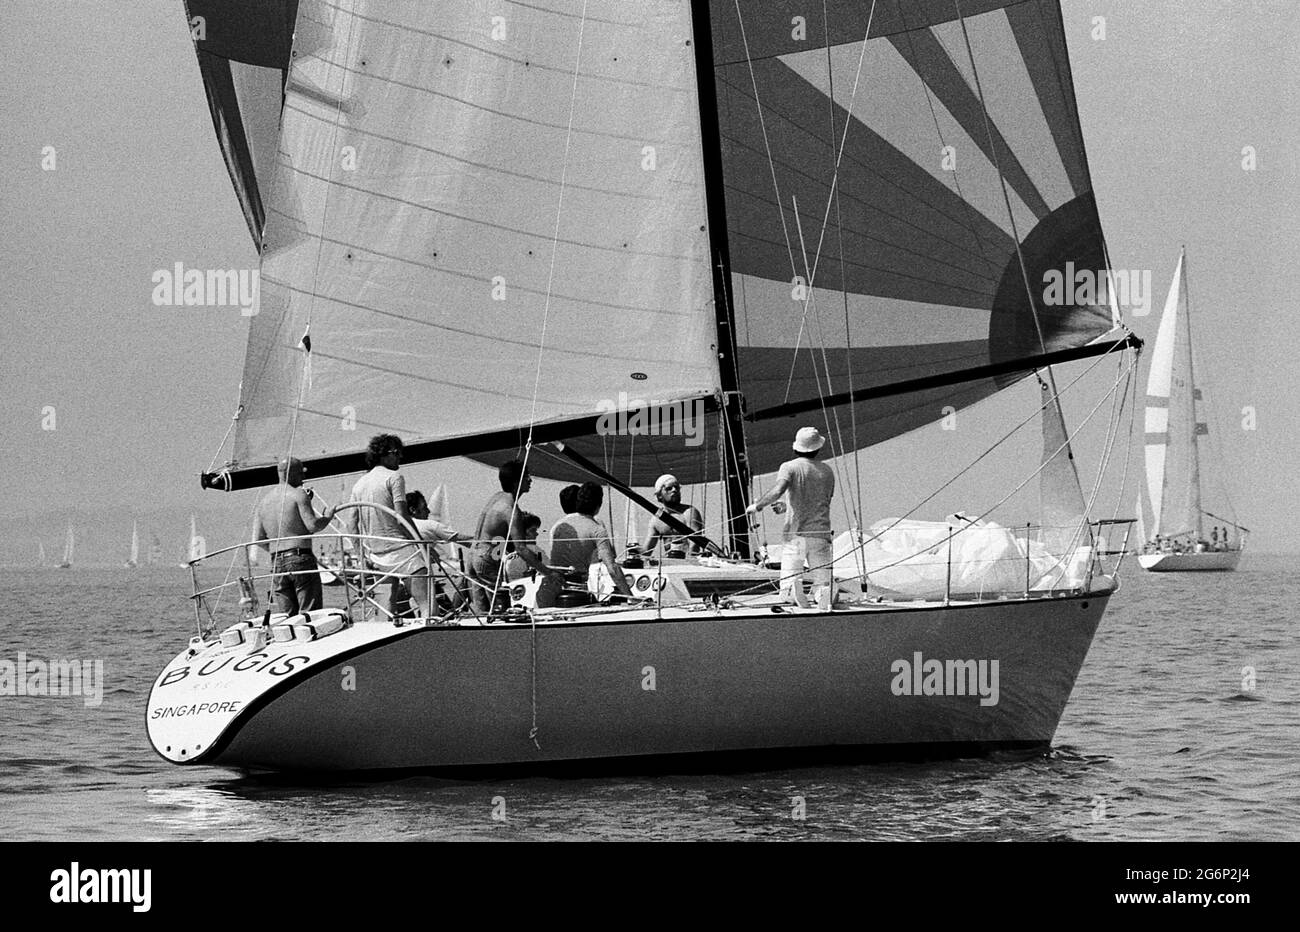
top-left (501, 0), bottom-right (591, 636)
top-left (789, 197), bottom-right (863, 541)
top-left (723, 347), bottom-right (1140, 605)
top-left (776, 0), bottom-right (880, 406)
top-left (511, 0), bottom-right (590, 748)
top-left (821, 0), bottom-right (865, 536)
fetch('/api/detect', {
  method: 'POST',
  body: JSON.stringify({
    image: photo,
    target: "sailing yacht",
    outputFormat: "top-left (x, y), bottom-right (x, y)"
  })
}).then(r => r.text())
top-left (179, 515), bottom-right (207, 567)
top-left (125, 520), bottom-right (140, 568)
top-left (1138, 250), bottom-right (1245, 572)
top-left (57, 525), bottom-right (74, 569)
top-left (37, 542), bottom-right (47, 567)
top-left (149, 0), bottom-right (1142, 773)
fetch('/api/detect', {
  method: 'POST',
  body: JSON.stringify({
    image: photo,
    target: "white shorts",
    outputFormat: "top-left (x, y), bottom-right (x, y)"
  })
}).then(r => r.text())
top-left (368, 544), bottom-right (426, 575)
top-left (780, 536), bottom-right (833, 591)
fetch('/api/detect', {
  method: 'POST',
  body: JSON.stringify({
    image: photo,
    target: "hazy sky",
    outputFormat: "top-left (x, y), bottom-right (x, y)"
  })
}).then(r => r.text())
top-left (1, 0), bottom-right (1296, 561)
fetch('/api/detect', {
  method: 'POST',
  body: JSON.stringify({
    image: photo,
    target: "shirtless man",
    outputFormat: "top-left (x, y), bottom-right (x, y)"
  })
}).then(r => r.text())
top-left (640, 474), bottom-right (705, 558)
top-left (253, 456), bottom-right (338, 616)
top-left (469, 460), bottom-right (555, 613)
top-left (538, 482), bottom-right (634, 608)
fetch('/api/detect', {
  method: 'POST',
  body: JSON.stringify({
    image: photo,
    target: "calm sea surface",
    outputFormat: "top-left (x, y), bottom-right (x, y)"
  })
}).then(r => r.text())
top-left (1, 558), bottom-right (1296, 841)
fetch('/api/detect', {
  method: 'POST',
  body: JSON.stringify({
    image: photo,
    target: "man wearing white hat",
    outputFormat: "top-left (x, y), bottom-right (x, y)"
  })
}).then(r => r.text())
top-left (746, 427), bottom-right (837, 609)
top-left (640, 474), bottom-right (705, 559)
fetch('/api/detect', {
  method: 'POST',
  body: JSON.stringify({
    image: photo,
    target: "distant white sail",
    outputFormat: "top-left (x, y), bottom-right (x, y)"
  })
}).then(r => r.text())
top-left (128, 520), bottom-right (140, 566)
top-left (38, 542), bottom-right (47, 566)
top-left (60, 525), bottom-right (74, 567)
top-left (1144, 250), bottom-right (1204, 540)
top-left (188, 515), bottom-right (207, 562)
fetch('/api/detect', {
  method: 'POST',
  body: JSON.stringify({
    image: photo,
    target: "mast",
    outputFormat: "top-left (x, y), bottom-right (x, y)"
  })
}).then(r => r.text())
top-left (689, 0), bottom-right (751, 558)
top-left (1179, 246), bottom-right (1206, 539)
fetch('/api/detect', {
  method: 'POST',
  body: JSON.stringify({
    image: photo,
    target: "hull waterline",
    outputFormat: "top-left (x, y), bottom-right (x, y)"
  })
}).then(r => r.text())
top-left (148, 588), bottom-right (1112, 774)
top-left (1138, 550), bottom-right (1241, 572)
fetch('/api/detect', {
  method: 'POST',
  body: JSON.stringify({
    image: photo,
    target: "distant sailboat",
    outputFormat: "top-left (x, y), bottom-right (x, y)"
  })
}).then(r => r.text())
top-left (37, 542), bottom-right (47, 567)
top-left (125, 520), bottom-right (140, 568)
top-left (58, 525), bottom-right (74, 569)
top-left (1139, 249), bottom-right (1246, 571)
top-left (180, 515), bottom-right (207, 566)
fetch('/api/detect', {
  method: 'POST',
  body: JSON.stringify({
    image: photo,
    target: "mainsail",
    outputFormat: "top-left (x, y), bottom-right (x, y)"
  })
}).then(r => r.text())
top-left (1144, 249), bottom-right (1203, 540)
top-left (229, 0), bottom-right (718, 476)
top-left (193, 0), bottom-right (1121, 503)
top-left (129, 520), bottom-right (140, 565)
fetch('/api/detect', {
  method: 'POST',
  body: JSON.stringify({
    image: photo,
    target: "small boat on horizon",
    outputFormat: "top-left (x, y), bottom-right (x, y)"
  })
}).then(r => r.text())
top-left (57, 525), bottom-right (74, 569)
top-left (179, 515), bottom-right (207, 567)
top-left (125, 520), bottom-right (140, 568)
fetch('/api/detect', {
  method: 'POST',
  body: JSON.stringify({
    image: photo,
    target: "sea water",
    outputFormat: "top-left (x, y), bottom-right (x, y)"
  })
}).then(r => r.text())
top-left (0, 560), bottom-right (1296, 841)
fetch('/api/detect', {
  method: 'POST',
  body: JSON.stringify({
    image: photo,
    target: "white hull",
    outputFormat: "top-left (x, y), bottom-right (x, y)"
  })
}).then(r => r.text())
top-left (148, 584), bottom-right (1113, 773)
top-left (1138, 550), bottom-right (1241, 572)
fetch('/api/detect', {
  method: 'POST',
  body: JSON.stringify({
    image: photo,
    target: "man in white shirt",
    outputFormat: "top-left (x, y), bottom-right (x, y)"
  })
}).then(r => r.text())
top-left (346, 433), bottom-right (433, 618)
top-left (746, 426), bottom-right (837, 609)
top-left (407, 490), bottom-right (472, 610)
